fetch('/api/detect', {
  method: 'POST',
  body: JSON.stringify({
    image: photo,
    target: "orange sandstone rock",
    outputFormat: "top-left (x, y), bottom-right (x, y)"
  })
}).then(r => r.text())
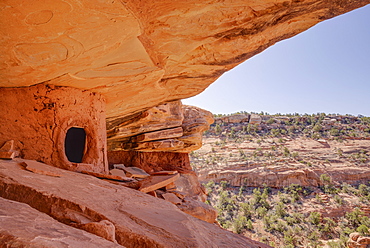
top-left (138, 173), bottom-right (180, 193)
top-left (0, 159), bottom-right (268, 248)
top-left (0, 197), bottom-right (125, 248)
top-left (1, 0), bottom-right (368, 121)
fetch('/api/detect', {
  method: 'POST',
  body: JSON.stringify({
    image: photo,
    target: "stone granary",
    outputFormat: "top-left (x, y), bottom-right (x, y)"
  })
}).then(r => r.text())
top-left (0, 84), bottom-right (108, 173)
top-left (1, 0), bottom-right (370, 247)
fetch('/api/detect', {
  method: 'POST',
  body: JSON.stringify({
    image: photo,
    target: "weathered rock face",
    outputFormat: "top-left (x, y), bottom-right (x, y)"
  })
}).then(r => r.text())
top-left (108, 151), bottom-right (191, 173)
top-left (1, 0), bottom-right (369, 121)
top-left (215, 114), bottom-right (250, 124)
top-left (201, 165), bottom-right (370, 188)
top-left (0, 84), bottom-right (107, 173)
top-left (108, 102), bottom-right (213, 152)
top-left (177, 105), bottom-right (215, 152)
top-left (0, 159), bottom-right (270, 248)
top-left (0, 197), bottom-right (124, 248)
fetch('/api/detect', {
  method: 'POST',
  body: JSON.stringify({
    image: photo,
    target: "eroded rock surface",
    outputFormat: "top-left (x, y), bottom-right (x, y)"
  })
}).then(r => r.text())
top-left (0, 159), bottom-right (270, 248)
top-left (1, 0), bottom-right (369, 120)
top-left (0, 197), bottom-right (124, 248)
top-left (108, 102), bottom-right (213, 152)
top-left (108, 151), bottom-right (192, 173)
top-left (202, 165), bottom-right (370, 188)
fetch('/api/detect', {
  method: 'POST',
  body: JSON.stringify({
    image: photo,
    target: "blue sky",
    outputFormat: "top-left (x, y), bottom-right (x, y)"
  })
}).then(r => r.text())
top-left (183, 5), bottom-right (370, 116)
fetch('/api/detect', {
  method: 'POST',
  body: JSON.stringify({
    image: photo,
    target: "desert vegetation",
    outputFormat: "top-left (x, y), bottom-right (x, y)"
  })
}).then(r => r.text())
top-left (204, 180), bottom-right (370, 247)
top-left (190, 112), bottom-right (370, 247)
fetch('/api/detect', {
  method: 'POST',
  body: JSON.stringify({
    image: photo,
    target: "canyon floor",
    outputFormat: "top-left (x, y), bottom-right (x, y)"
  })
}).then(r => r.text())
top-left (190, 113), bottom-right (370, 247)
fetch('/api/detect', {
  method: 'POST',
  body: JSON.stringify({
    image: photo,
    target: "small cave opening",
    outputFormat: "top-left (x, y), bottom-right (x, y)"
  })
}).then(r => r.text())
top-left (65, 127), bottom-right (86, 163)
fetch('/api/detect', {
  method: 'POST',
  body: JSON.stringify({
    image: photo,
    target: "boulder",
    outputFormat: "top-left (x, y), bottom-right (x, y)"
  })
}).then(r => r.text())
top-left (110, 168), bottom-right (127, 178)
top-left (177, 197), bottom-right (218, 224)
top-left (162, 193), bottom-right (182, 205)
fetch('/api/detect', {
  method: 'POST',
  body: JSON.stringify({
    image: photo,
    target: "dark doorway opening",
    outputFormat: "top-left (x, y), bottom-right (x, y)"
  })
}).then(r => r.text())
top-left (65, 127), bottom-right (86, 163)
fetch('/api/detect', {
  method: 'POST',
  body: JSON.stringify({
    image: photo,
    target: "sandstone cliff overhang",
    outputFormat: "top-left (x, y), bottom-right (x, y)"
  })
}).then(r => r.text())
top-left (1, 0), bottom-right (369, 121)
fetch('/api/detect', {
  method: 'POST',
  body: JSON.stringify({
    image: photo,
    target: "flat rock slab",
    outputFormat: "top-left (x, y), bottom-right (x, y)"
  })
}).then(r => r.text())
top-left (81, 170), bottom-right (125, 181)
top-left (162, 193), bottom-right (182, 205)
top-left (110, 168), bottom-right (127, 178)
top-left (138, 173), bottom-right (180, 193)
top-left (122, 166), bottom-right (150, 178)
top-left (0, 159), bottom-right (269, 248)
top-left (150, 170), bottom-right (178, 175)
top-left (113, 164), bottom-right (126, 170)
top-left (0, 151), bottom-right (15, 160)
top-left (20, 161), bottom-right (62, 177)
top-left (166, 190), bottom-right (186, 200)
top-left (0, 197), bottom-right (124, 248)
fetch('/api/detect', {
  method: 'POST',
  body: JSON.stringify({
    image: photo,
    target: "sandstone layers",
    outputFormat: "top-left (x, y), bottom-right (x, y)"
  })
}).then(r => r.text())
top-left (107, 101), bottom-right (214, 153)
top-left (1, 0), bottom-right (369, 122)
top-left (203, 165), bottom-right (370, 188)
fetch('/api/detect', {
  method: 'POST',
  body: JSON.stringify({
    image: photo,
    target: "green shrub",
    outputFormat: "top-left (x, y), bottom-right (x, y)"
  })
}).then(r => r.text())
top-left (319, 217), bottom-right (336, 233)
top-left (309, 212), bottom-right (321, 226)
top-left (329, 128), bottom-right (340, 136)
top-left (220, 180), bottom-right (228, 190)
top-left (239, 202), bottom-right (253, 219)
top-left (275, 201), bottom-right (287, 218)
top-left (256, 206), bottom-right (268, 219)
top-left (283, 228), bottom-right (296, 246)
top-left (359, 184), bottom-right (370, 196)
top-left (356, 224), bottom-right (369, 235)
top-left (327, 240), bottom-right (345, 248)
top-left (246, 219), bottom-right (254, 230)
top-left (334, 194), bottom-right (343, 205)
top-left (266, 118), bottom-right (275, 124)
top-left (313, 124), bottom-right (323, 132)
top-left (320, 174), bottom-right (331, 184)
top-left (233, 215), bottom-right (247, 234)
top-left (346, 208), bottom-right (364, 227)
top-left (274, 219), bottom-right (287, 233)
